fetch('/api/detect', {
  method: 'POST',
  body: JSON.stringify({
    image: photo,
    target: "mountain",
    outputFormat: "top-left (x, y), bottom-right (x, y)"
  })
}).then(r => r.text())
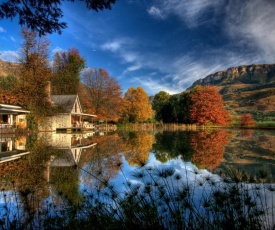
top-left (189, 64), bottom-right (275, 88)
top-left (187, 64), bottom-right (275, 120)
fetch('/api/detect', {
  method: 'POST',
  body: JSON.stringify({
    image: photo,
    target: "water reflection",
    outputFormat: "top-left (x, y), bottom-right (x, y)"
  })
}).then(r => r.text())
top-left (0, 135), bottom-right (29, 163)
top-left (0, 129), bottom-right (275, 228)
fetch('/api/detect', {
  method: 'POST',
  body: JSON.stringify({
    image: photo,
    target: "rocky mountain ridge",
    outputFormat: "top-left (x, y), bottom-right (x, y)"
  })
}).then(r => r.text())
top-left (188, 64), bottom-right (275, 89)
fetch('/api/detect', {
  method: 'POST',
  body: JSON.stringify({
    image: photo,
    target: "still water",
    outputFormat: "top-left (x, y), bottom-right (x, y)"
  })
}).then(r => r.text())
top-left (0, 129), bottom-right (275, 228)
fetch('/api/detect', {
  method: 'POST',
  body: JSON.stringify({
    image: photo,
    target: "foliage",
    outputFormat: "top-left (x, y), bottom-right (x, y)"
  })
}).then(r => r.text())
top-left (189, 85), bottom-right (231, 125)
top-left (0, 0), bottom-right (117, 35)
top-left (123, 87), bottom-right (154, 123)
top-left (0, 75), bottom-right (17, 91)
top-left (15, 28), bottom-right (52, 118)
top-left (161, 95), bottom-right (180, 123)
top-left (178, 92), bottom-right (191, 123)
top-left (152, 91), bottom-right (170, 122)
top-left (239, 113), bottom-right (255, 127)
top-left (81, 68), bottom-right (124, 122)
top-left (52, 48), bottom-right (85, 95)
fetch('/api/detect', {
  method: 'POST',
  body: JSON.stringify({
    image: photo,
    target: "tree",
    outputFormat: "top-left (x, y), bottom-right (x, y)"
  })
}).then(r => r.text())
top-left (16, 28), bottom-right (52, 116)
top-left (0, 0), bottom-right (117, 35)
top-left (52, 48), bottom-right (85, 95)
top-left (189, 85), bottom-right (230, 125)
top-left (152, 91), bottom-right (170, 122)
top-left (152, 91), bottom-right (191, 124)
top-left (161, 95), bottom-right (180, 123)
top-left (178, 92), bottom-right (191, 123)
top-left (124, 87), bottom-right (154, 123)
top-left (81, 68), bottom-right (124, 122)
top-left (239, 113), bottom-right (255, 127)
top-left (0, 75), bottom-right (17, 91)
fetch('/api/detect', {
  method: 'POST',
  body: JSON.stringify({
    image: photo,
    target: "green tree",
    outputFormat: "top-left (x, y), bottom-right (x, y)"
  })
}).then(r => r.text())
top-left (0, 0), bottom-right (117, 35)
top-left (152, 91), bottom-right (170, 122)
top-left (52, 48), bottom-right (85, 95)
top-left (124, 87), bottom-right (153, 123)
top-left (178, 92), bottom-right (191, 123)
top-left (161, 95), bottom-right (180, 123)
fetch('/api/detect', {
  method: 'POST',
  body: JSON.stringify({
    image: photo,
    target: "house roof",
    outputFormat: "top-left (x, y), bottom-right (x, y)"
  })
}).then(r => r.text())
top-left (0, 104), bottom-right (30, 114)
top-left (51, 95), bottom-right (78, 113)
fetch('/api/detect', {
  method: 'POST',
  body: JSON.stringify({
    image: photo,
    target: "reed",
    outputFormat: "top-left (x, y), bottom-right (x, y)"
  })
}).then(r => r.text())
top-left (0, 163), bottom-right (274, 229)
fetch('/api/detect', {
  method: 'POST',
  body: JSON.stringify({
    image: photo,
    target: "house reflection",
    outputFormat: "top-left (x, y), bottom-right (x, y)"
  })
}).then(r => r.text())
top-left (0, 135), bottom-right (29, 163)
top-left (39, 132), bottom-right (97, 168)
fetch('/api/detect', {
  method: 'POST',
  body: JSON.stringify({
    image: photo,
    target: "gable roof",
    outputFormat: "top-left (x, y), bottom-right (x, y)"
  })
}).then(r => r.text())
top-left (51, 95), bottom-right (80, 113)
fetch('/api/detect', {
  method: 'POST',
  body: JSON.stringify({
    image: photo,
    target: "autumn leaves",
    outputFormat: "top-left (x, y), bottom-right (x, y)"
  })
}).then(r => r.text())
top-left (152, 85), bottom-right (232, 126)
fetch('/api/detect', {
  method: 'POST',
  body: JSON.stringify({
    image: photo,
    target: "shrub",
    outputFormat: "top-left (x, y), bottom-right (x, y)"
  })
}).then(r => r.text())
top-left (239, 113), bottom-right (255, 127)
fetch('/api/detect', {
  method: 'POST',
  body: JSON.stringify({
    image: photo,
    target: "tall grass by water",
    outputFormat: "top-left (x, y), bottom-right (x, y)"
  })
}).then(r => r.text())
top-left (0, 162), bottom-right (275, 230)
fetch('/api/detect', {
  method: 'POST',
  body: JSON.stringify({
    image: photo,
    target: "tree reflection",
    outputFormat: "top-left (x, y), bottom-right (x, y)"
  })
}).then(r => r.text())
top-left (152, 131), bottom-right (193, 162)
top-left (0, 136), bottom-right (54, 216)
top-left (50, 165), bottom-right (81, 204)
top-left (121, 131), bottom-right (154, 166)
top-left (80, 133), bottom-right (124, 190)
top-left (190, 130), bottom-right (231, 169)
top-left (240, 129), bottom-right (254, 138)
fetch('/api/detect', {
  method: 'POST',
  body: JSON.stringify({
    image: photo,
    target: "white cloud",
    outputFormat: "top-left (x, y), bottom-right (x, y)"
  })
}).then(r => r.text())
top-left (123, 64), bottom-right (142, 74)
top-left (51, 46), bottom-right (64, 54)
top-left (147, 6), bottom-right (166, 20)
top-left (224, 0), bottom-right (275, 62)
top-left (10, 36), bottom-right (15, 42)
top-left (101, 40), bottom-right (122, 52)
top-left (131, 76), bottom-right (180, 95)
top-left (0, 50), bottom-right (20, 62)
top-left (0, 27), bottom-right (6, 33)
top-left (151, 0), bottom-right (224, 27)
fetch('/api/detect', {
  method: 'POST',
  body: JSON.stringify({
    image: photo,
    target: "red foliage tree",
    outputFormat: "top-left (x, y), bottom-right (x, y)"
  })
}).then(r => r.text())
top-left (189, 85), bottom-right (230, 125)
top-left (239, 113), bottom-right (255, 127)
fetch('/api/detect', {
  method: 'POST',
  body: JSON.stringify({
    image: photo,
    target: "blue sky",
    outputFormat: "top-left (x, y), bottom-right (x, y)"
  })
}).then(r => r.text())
top-left (1, 0), bottom-right (275, 96)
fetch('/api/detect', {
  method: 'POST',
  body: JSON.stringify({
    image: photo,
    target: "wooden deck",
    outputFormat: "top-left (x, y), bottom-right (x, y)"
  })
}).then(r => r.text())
top-left (56, 127), bottom-right (95, 133)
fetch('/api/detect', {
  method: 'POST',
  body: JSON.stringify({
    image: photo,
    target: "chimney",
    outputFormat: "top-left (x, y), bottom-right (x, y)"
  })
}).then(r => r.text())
top-left (45, 81), bottom-right (53, 104)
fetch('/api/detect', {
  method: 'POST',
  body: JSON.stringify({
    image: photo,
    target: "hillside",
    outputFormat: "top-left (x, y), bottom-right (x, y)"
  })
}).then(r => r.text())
top-left (188, 64), bottom-right (275, 121)
top-left (0, 59), bottom-right (20, 77)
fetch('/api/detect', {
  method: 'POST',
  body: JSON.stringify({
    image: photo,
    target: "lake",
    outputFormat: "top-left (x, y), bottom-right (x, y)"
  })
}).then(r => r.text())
top-left (0, 129), bottom-right (275, 229)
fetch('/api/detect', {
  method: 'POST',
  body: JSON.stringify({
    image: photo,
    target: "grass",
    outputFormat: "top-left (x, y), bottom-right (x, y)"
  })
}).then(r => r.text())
top-left (256, 121), bottom-right (275, 128)
top-left (0, 163), bottom-right (275, 230)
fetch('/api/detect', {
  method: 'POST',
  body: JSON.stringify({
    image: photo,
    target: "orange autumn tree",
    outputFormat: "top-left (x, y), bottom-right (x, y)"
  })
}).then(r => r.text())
top-left (189, 85), bottom-right (230, 125)
top-left (81, 68), bottom-right (124, 122)
top-left (124, 87), bottom-right (153, 123)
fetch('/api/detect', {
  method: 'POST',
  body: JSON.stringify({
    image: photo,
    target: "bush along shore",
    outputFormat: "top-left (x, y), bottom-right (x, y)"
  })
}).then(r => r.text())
top-left (0, 160), bottom-right (275, 230)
